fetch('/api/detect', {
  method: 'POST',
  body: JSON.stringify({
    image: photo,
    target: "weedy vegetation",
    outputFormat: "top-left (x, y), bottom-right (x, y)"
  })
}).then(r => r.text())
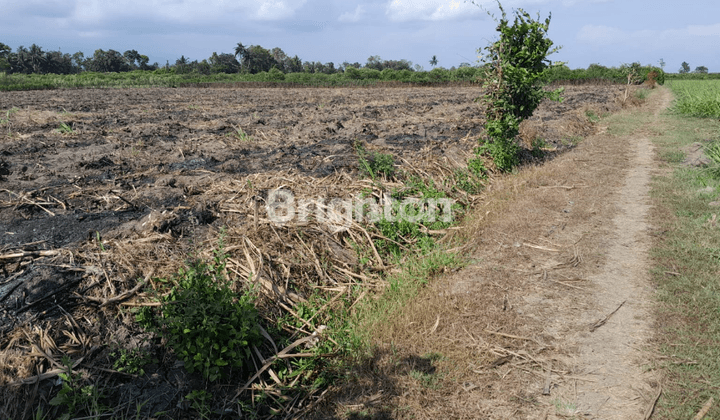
top-left (49, 356), bottom-right (107, 420)
top-left (135, 239), bottom-right (262, 382)
top-left (355, 142), bottom-right (396, 180)
top-left (55, 122), bottom-right (74, 134)
top-left (667, 79), bottom-right (720, 118)
top-left (649, 82), bottom-right (720, 419)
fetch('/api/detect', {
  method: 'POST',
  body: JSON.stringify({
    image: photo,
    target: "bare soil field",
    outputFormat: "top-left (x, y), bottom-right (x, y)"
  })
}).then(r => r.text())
top-left (0, 84), bottom-right (630, 419)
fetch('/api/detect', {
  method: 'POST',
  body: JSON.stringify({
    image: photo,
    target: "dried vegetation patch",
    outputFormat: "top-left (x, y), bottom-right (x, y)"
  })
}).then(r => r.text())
top-left (315, 87), bottom-right (654, 419)
top-left (0, 84), bottom-right (633, 418)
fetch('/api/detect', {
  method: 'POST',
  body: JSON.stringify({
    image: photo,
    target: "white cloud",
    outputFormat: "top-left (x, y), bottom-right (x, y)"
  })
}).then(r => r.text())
top-left (44, 0), bottom-right (307, 25)
top-left (256, 0), bottom-right (305, 20)
top-left (339, 5), bottom-right (365, 22)
top-left (385, 0), bottom-right (483, 22)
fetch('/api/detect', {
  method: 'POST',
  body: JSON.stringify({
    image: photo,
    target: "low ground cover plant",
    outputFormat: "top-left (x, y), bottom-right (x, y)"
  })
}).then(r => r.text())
top-left (135, 244), bottom-right (262, 382)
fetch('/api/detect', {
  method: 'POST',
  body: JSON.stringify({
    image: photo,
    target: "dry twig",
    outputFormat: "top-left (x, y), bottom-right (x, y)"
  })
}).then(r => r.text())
top-left (589, 300), bottom-right (626, 332)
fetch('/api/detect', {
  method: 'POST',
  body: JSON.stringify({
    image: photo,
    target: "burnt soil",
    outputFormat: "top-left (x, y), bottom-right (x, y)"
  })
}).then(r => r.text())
top-left (0, 85), bottom-right (628, 419)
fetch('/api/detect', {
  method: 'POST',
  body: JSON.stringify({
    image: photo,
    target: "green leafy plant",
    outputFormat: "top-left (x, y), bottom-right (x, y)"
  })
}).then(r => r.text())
top-left (185, 390), bottom-right (213, 420)
top-left (355, 142), bottom-right (395, 180)
top-left (453, 167), bottom-right (485, 194)
top-left (56, 122), bottom-right (74, 134)
top-left (473, 0), bottom-right (562, 171)
top-left (136, 242), bottom-right (262, 381)
top-left (49, 356), bottom-right (107, 420)
top-left (111, 347), bottom-right (155, 376)
top-left (1, 107), bottom-right (17, 123)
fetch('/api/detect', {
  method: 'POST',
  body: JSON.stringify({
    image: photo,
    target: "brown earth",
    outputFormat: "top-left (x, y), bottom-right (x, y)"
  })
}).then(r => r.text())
top-left (0, 84), bottom-right (636, 419)
top-left (317, 88), bottom-right (667, 419)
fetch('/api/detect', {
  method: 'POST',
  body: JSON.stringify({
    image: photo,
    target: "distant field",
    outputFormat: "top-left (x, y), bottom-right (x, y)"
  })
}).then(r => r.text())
top-left (667, 79), bottom-right (720, 118)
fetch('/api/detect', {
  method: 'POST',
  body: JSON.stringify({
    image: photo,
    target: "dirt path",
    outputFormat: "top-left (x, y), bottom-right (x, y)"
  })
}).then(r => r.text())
top-left (325, 88), bottom-right (673, 419)
top-left (543, 89), bottom-right (672, 419)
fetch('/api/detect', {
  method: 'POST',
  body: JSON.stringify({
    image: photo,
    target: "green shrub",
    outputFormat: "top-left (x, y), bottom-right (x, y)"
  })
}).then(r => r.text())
top-left (344, 67), bottom-right (362, 80)
top-left (428, 68), bottom-right (450, 81)
top-left (136, 247), bottom-right (261, 381)
top-left (475, 1), bottom-right (561, 171)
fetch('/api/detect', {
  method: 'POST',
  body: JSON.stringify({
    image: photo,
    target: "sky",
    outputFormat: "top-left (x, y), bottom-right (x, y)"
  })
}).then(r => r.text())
top-left (0, 0), bottom-right (718, 72)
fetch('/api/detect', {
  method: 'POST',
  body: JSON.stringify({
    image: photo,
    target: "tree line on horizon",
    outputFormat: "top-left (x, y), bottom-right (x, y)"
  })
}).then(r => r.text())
top-left (2, 40), bottom-right (708, 89)
top-left (0, 41), bottom-right (478, 76)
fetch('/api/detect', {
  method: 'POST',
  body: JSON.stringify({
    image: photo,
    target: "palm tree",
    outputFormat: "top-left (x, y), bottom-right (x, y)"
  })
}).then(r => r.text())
top-left (429, 55), bottom-right (438, 68)
top-left (28, 44), bottom-right (47, 73)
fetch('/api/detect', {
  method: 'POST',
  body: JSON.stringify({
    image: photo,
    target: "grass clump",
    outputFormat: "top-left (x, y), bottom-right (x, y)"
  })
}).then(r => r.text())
top-left (136, 244), bottom-right (261, 382)
top-left (227, 125), bottom-right (252, 142)
top-left (355, 142), bottom-right (395, 180)
top-left (668, 80), bottom-right (720, 118)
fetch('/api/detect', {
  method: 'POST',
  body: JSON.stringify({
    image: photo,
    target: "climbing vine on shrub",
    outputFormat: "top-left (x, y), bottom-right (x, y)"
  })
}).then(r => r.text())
top-left (475, 1), bottom-right (562, 171)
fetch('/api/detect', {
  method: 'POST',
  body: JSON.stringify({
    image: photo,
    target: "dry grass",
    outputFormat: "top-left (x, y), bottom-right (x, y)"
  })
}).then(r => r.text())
top-left (314, 89), bottom-right (654, 419)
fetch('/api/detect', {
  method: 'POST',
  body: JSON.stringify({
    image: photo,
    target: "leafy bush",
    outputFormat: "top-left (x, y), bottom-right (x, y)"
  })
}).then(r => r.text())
top-left (475, 1), bottom-right (561, 171)
top-left (136, 247), bottom-right (261, 381)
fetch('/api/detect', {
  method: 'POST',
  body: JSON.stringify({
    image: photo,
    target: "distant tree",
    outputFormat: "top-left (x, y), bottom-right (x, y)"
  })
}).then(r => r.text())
top-left (8, 45), bottom-right (41, 74)
top-left (365, 55), bottom-right (383, 71)
top-left (459, 62), bottom-right (472, 68)
top-left (234, 43), bottom-right (278, 74)
top-left (175, 55), bottom-right (189, 74)
top-left (86, 49), bottom-right (130, 72)
top-left (303, 61), bottom-right (327, 73)
top-left (382, 59), bottom-right (413, 71)
top-left (209, 52), bottom-right (240, 73)
top-left (679, 61), bottom-right (690, 74)
top-left (27, 44), bottom-right (47, 73)
top-left (0, 42), bottom-right (10, 71)
top-left (658, 58), bottom-right (665, 69)
top-left (694, 66), bottom-right (709, 74)
top-left (429, 55), bottom-right (438, 68)
top-left (341, 61), bottom-right (361, 71)
top-left (270, 47), bottom-right (288, 72)
top-left (414, 64), bottom-right (424, 72)
top-left (323, 62), bottom-right (336, 74)
top-left (139, 55), bottom-right (155, 70)
top-left (72, 52), bottom-right (86, 71)
top-left (191, 59), bottom-right (211, 75)
top-left (284, 55), bottom-right (303, 73)
top-left (123, 50), bottom-right (141, 70)
top-left (44, 50), bottom-right (75, 74)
